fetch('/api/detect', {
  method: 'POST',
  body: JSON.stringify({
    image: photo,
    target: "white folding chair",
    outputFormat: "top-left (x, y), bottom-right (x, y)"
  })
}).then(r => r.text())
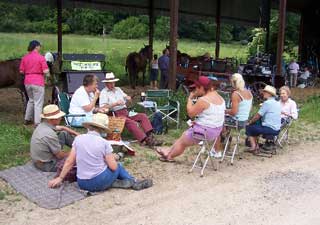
top-left (189, 129), bottom-right (219, 177)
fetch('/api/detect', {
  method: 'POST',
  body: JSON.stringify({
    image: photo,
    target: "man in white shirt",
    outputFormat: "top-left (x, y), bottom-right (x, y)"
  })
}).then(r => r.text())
top-left (69, 74), bottom-right (107, 126)
top-left (99, 72), bottom-right (162, 148)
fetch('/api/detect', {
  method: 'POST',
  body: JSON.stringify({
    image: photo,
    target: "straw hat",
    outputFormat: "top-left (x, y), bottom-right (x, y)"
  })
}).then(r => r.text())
top-left (82, 113), bottom-right (110, 133)
top-left (262, 85), bottom-right (277, 96)
top-left (101, 72), bottom-right (119, 83)
top-left (41, 104), bottom-right (65, 119)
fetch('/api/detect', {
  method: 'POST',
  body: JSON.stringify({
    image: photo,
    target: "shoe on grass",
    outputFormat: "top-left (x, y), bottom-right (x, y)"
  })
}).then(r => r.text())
top-left (132, 179), bottom-right (153, 191)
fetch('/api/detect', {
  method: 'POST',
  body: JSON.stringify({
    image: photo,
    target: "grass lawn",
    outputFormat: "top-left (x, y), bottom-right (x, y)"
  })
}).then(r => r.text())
top-left (0, 32), bottom-right (248, 84)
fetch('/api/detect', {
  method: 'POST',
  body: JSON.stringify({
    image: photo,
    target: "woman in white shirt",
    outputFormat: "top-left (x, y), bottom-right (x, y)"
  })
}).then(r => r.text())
top-left (155, 76), bottom-right (225, 162)
top-left (279, 86), bottom-right (298, 124)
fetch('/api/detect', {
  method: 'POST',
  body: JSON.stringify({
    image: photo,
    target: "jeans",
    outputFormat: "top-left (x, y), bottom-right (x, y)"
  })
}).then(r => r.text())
top-left (77, 163), bottom-right (134, 192)
top-left (69, 115), bottom-right (92, 127)
top-left (160, 70), bottom-right (169, 89)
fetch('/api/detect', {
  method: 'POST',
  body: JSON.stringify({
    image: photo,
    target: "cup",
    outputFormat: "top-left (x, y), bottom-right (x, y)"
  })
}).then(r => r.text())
top-left (141, 92), bottom-right (146, 102)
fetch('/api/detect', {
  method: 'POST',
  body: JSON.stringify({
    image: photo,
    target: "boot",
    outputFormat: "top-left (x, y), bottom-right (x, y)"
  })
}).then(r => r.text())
top-left (132, 179), bottom-right (153, 191)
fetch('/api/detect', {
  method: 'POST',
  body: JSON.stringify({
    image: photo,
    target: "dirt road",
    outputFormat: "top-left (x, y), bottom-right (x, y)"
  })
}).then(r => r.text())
top-left (1, 141), bottom-right (320, 225)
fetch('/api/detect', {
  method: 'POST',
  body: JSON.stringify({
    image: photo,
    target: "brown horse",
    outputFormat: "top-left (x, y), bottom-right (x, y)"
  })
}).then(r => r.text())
top-left (0, 59), bottom-right (29, 110)
top-left (125, 45), bottom-right (152, 89)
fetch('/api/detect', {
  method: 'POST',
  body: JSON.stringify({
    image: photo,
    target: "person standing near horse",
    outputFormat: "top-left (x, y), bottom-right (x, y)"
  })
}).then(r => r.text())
top-left (150, 54), bottom-right (159, 89)
top-left (19, 40), bottom-right (49, 126)
top-left (158, 48), bottom-right (170, 89)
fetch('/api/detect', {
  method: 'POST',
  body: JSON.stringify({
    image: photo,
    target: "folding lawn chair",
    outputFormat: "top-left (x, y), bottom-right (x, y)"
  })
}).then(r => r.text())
top-left (189, 129), bottom-right (219, 177)
top-left (145, 89), bottom-right (180, 130)
top-left (220, 116), bottom-right (243, 165)
top-left (55, 87), bottom-right (86, 127)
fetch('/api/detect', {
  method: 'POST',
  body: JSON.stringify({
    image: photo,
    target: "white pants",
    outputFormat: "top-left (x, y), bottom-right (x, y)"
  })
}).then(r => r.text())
top-left (25, 85), bottom-right (45, 124)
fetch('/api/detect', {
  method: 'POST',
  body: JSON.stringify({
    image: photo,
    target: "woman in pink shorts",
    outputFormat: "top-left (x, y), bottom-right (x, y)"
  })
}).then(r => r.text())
top-left (156, 76), bottom-right (225, 162)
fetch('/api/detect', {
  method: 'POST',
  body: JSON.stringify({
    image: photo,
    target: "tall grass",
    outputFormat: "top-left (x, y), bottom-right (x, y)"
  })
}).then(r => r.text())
top-left (298, 95), bottom-right (320, 123)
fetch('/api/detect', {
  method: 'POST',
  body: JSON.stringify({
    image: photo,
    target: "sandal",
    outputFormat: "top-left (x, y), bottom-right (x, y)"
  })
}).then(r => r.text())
top-left (158, 156), bottom-right (175, 163)
top-left (154, 148), bottom-right (165, 157)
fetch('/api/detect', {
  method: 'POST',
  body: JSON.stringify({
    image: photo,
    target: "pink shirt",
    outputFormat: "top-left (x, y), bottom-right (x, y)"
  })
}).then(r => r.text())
top-left (19, 50), bottom-right (48, 86)
top-left (280, 98), bottom-right (298, 119)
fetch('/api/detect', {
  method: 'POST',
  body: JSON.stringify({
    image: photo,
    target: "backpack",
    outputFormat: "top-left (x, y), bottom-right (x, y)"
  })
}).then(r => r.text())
top-left (151, 111), bottom-right (163, 135)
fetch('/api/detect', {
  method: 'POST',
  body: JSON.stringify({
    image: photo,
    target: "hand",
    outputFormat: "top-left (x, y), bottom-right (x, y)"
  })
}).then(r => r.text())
top-left (189, 91), bottom-right (196, 100)
top-left (125, 96), bottom-right (132, 101)
top-left (116, 100), bottom-right (125, 106)
top-left (48, 177), bottom-right (63, 188)
top-left (97, 107), bottom-right (109, 113)
top-left (94, 89), bottom-right (100, 98)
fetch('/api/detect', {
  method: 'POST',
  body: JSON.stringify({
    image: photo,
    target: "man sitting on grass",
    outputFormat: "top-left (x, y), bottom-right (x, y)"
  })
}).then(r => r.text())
top-left (30, 104), bottom-right (80, 172)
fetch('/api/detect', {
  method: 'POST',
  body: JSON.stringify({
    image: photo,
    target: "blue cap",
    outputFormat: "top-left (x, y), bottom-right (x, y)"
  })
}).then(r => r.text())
top-left (28, 40), bottom-right (41, 51)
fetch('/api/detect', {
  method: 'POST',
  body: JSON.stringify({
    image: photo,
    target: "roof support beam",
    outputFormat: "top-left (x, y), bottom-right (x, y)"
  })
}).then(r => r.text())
top-left (215, 0), bottom-right (221, 59)
top-left (275, 0), bottom-right (286, 87)
top-left (148, 0), bottom-right (155, 69)
top-left (264, 0), bottom-right (271, 53)
top-left (169, 0), bottom-right (179, 90)
top-left (57, 0), bottom-right (62, 67)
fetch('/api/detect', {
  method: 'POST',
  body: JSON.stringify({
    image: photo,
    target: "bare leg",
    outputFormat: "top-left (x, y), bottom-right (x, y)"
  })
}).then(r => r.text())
top-left (248, 136), bottom-right (257, 150)
top-left (165, 132), bottom-right (195, 160)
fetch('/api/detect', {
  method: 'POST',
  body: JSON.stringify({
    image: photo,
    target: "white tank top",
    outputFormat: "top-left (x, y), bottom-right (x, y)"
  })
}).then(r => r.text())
top-left (195, 96), bottom-right (226, 128)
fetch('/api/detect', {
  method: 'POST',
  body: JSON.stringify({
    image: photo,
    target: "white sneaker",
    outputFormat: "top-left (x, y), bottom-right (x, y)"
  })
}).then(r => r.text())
top-left (209, 150), bottom-right (222, 158)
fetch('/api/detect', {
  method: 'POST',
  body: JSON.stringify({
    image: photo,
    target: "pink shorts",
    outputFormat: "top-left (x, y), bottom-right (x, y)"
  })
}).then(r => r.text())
top-left (185, 123), bottom-right (223, 143)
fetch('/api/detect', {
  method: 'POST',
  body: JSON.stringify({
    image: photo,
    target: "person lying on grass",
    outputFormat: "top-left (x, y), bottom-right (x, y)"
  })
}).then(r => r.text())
top-left (155, 76), bottom-right (225, 162)
top-left (31, 104), bottom-right (80, 172)
top-left (48, 113), bottom-right (153, 192)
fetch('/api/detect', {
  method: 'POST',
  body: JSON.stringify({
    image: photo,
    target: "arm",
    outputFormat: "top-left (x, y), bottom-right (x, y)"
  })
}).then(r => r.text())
top-left (54, 150), bottom-right (70, 159)
top-left (248, 113), bottom-right (261, 125)
top-left (82, 89), bottom-right (100, 112)
top-left (290, 101), bottom-right (298, 119)
top-left (225, 92), bottom-right (240, 116)
top-left (48, 148), bottom-right (76, 188)
top-left (104, 154), bottom-right (118, 171)
top-left (56, 125), bottom-right (80, 136)
top-left (186, 94), bottom-right (208, 118)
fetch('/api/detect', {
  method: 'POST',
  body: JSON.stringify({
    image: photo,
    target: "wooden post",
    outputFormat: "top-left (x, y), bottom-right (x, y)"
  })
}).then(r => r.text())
top-left (148, 0), bottom-right (154, 54)
top-left (215, 0), bottom-right (221, 59)
top-left (265, 0), bottom-right (271, 53)
top-left (298, 13), bottom-right (304, 62)
top-left (275, 0), bottom-right (287, 87)
top-left (169, 0), bottom-right (179, 90)
top-left (57, 0), bottom-right (62, 67)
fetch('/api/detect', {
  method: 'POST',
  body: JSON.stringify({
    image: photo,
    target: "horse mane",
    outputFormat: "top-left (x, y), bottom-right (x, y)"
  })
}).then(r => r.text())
top-left (0, 58), bottom-right (21, 64)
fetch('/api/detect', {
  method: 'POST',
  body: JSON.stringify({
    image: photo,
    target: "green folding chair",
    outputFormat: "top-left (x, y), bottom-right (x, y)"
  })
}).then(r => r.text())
top-left (57, 91), bottom-right (86, 128)
top-left (145, 89), bottom-right (180, 130)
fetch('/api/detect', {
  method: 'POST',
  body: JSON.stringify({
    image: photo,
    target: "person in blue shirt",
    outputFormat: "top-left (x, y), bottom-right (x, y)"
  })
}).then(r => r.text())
top-left (158, 48), bottom-right (170, 89)
top-left (245, 85), bottom-right (281, 154)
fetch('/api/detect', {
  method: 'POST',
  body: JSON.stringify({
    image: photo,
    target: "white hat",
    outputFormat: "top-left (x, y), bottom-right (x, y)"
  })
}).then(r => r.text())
top-left (262, 85), bottom-right (277, 96)
top-left (101, 72), bottom-right (119, 83)
top-left (82, 113), bottom-right (110, 133)
top-left (41, 104), bottom-right (65, 119)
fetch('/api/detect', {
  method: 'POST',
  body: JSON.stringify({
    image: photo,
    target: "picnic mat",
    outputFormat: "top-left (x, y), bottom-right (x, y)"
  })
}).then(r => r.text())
top-left (0, 162), bottom-right (88, 209)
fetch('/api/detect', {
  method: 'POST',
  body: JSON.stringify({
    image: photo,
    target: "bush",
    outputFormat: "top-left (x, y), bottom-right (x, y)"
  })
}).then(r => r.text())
top-left (111, 16), bottom-right (148, 39)
top-left (155, 16), bottom-right (170, 41)
top-left (247, 28), bottom-right (265, 56)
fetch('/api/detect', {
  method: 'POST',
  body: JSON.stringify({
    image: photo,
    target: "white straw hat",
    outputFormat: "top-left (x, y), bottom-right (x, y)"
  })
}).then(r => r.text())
top-left (41, 104), bottom-right (65, 119)
top-left (82, 113), bottom-right (110, 133)
top-left (262, 85), bottom-right (277, 96)
top-left (101, 72), bottom-right (119, 83)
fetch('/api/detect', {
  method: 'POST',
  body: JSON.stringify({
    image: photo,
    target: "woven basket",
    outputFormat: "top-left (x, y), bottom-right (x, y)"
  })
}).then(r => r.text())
top-left (106, 117), bottom-right (126, 141)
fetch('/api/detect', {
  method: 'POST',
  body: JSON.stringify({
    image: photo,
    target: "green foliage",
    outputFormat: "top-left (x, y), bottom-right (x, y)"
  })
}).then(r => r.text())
top-left (111, 17), bottom-right (148, 39)
top-left (298, 95), bottom-right (320, 123)
top-left (154, 17), bottom-right (170, 41)
top-left (247, 28), bottom-right (266, 56)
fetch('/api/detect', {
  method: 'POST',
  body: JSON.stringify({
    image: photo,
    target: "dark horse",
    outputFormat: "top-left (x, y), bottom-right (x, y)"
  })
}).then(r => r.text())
top-left (125, 45), bottom-right (152, 89)
top-left (0, 59), bottom-right (29, 110)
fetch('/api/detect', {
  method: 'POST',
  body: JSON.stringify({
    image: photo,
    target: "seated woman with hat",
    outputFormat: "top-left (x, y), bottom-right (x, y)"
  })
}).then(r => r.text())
top-left (245, 85), bottom-right (281, 153)
top-left (99, 72), bottom-right (162, 148)
top-left (48, 113), bottom-right (153, 192)
top-left (155, 76), bottom-right (225, 162)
